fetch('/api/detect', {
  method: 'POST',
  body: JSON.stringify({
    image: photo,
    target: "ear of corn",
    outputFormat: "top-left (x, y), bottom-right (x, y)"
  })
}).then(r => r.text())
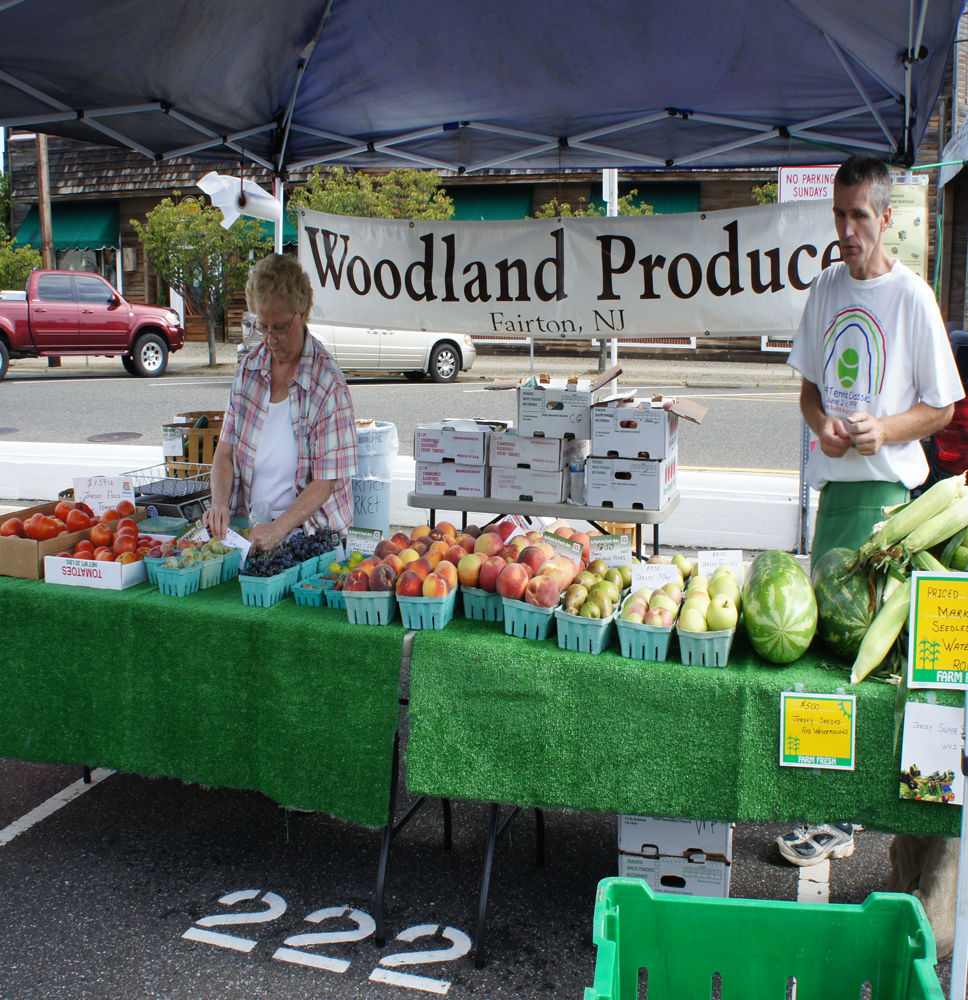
top-left (867, 475), bottom-right (964, 552)
top-left (901, 497), bottom-right (968, 553)
top-left (911, 549), bottom-right (947, 574)
top-left (951, 546), bottom-right (968, 572)
top-left (850, 577), bottom-right (912, 684)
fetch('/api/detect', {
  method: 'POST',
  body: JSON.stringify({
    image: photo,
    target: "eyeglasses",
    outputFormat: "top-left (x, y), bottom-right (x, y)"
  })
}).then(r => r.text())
top-left (254, 313), bottom-right (296, 339)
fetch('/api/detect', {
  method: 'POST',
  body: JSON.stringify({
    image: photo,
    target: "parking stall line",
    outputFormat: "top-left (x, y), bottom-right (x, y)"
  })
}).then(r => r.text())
top-left (0, 767), bottom-right (114, 846)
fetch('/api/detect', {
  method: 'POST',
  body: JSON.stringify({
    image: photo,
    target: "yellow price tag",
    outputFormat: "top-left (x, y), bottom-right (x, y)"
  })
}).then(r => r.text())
top-left (909, 573), bottom-right (968, 690)
top-left (779, 692), bottom-right (856, 770)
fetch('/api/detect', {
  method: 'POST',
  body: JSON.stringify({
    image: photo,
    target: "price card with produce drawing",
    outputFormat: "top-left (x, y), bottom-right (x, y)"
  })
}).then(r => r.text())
top-left (73, 476), bottom-right (137, 517)
top-left (346, 526), bottom-right (382, 557)
top-left (543, 531), bottom-right (582, 565)
top-left (589, 534), bottom-right (632, 568)
top-left (779, 692), bottom-right (856, 770)
top-left (908, 573), bottom-right (968, 689)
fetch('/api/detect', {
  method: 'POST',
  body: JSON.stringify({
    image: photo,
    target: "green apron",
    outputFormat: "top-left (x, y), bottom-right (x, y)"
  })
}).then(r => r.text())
top-left (810, 480), bottom-right (910, 572)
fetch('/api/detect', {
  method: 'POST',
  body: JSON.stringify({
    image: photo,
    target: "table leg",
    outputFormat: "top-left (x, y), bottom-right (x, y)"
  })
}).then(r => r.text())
top-left (375, 730), bottom-right (402, 947)
top-left (83, 766), bottom-right (91, 784)
top-left (653, 523), bottom-right (659, 558)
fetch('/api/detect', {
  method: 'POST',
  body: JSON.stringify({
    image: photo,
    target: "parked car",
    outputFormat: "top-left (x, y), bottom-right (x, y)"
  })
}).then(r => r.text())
top-left (236, 313), bottom-right (476, 383)
top-left (0, 270), bottom-right (184, 380)
top-left (928, 327), bottom-right (968, 483)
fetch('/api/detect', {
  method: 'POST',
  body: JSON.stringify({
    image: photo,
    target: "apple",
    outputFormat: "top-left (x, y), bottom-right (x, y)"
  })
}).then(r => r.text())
top-left (525, 574), bottom-right (560, 608)
top-left (710, 565), bottom-right (736, 583)
top-left (457, 553), bottom-right (485, 588)
top-left (369, 564), bottom-right (398, 591)
top-left (492, 520), bottom-right (516, 541)
top-left (525, 530), bottom-right (544, 544)
top-left (660, 582), bottom-right (682, 605)
top-left (687, 575), bottom-right (709, 594)
top-left (496, 562), bottom-right (532, 601)
top-left (630, 586), bottom-right (652, 604)
top-left (647, 554), bottom-right (668, 565)
top-left (396, 569), bottom-right (425, 596)
top-left (644, 606), bottom-right (674, 627)
top-left (709, 576), bottom-right (740, 598)
top-left (374, 539), bottom-right (401, 560)
top-left (678, 607), bottom-right (708, 632)
top-left (618, 565), bottom-right (633, 589)
top-left (621, 600), bottom-right (648, 624)
top-left (474, 532), bottom-right (505, 558)
top-left (672, 553), bottom-right (693, 579)
top-left (479, 556), bottom-right (508, 593)
top-left (681, 595), bottom-right (711, 616)
top-left (422, 572), bottom-right (452, 597)
top-left (649, 592), bottom-right (677, 614)
top-left (705, 594), bottom-right (739, 632)
top-left (435, 560), bottom-right (459, 591)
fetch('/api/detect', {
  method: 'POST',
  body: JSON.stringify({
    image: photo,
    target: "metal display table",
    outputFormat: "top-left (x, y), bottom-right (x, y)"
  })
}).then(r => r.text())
top-left (406, 491), bottom-right (680, 557)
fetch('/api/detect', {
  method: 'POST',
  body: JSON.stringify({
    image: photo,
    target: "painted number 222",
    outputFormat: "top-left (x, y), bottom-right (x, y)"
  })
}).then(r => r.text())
top-left (182, 890), bottom-right (471, 995)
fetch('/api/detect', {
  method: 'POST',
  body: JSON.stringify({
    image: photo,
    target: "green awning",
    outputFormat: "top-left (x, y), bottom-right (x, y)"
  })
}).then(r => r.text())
top-left (260, 214), bottom-right (299, 246)
top-left (13, 201), bottom-right (120, 251)
top-left (449, 184), bottom-right (535, 220)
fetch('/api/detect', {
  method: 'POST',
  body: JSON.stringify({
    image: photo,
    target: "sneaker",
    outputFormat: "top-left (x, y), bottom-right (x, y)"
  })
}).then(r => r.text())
top-left (775, 822), bottom-right (855, 866)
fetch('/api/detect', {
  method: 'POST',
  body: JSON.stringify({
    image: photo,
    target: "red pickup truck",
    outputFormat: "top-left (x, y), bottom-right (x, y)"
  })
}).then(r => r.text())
top-left (0, 270), bottom-right (185, 380)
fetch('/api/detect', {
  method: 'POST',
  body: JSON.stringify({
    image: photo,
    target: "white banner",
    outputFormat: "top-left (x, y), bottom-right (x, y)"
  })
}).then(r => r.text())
top-left (297, 200), bottom-right (838, 339)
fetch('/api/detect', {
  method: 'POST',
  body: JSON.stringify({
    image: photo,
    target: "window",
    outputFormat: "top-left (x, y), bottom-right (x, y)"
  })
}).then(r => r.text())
top-left (36, 274), bottom-right (75, 302)
top-left (75, 274), bottom-right (113, 305)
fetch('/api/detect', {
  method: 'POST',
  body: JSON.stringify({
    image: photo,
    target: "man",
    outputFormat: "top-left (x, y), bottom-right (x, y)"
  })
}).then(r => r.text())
top-left (784, 154), bottom-right (963, 957)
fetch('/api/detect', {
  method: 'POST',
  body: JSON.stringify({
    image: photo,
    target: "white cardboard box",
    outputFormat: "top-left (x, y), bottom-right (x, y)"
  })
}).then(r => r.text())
top-left (585, 450), bottom-right (677, 511)
top-left (618, 815), bottom-right (733, 859)
top-left (414, 462), bottom-right (490, 498)
top-left (413, 419), bottom-right (508, 466)
top-left (618, 852), bottom-right (731, 898)
top-left (485, 366), bottom-right (620, 440)
top-left (44, 555), bottom-right (148, 590)
top-left (489, 467), bottom-right (569, 503)
top-left (489, 433), bottom-right (589, 472)
top-left (591, 396), bottom-right (707, 460)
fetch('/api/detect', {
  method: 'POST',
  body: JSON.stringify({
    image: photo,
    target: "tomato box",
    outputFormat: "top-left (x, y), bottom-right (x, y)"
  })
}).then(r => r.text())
top-left (44, 555), bottom-right (148, 590)
top-left (0, 503), bottom-right (147, 580)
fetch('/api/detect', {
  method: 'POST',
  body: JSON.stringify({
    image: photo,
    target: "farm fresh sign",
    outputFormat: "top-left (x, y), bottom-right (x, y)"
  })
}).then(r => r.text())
top-left (297, 200), bottom-right (835, 340)
top-left (909, 573), bottom-right (968, 689)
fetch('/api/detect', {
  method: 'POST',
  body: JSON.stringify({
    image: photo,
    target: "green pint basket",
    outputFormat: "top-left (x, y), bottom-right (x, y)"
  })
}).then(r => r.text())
top-left (460, 586), bottom-right (504, 622)
top-left (584, 878), bottom-right (943, 1000)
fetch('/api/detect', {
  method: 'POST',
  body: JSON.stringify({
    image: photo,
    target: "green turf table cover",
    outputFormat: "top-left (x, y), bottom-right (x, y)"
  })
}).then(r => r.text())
top-left (0, 576), bottom-right (403, 827)
top-left (406, 618), bottom-right (963, 837)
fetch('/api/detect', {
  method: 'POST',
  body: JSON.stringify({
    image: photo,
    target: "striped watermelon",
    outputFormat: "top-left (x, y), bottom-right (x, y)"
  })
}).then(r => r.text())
top-left (742, 550), bottom-right (817, 664)
top-left (811, 547), bottom-right (874, 661)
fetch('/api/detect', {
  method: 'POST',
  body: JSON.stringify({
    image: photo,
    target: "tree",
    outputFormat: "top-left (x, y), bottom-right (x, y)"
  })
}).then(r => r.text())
top-left (288, 165), bottom-right (455, 220)
top-left (132, 196), bottom-right (271, 366)
top-left (0, 236), bottom-right (41, 291)
top-left (751, 182), bottom-right (778, 205)
top-left (530, 190), bottom-right (654, 218)
top-left (0, 173), bottom-right (11, 239)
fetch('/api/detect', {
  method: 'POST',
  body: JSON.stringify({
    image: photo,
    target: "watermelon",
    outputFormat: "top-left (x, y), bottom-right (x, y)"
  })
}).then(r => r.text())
top-left (742, 550), bottom-right (817, 664)
top-left (811, 547), bottom-right (875, 661)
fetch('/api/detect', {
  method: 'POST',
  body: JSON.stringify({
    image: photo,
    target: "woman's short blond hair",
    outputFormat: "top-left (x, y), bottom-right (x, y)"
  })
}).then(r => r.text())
top-left (245, 253), bottom-right (313, 314)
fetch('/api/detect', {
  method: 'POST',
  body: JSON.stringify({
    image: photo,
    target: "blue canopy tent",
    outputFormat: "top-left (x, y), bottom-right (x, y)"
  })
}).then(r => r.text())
top-left (0, 0), bottom-right (962, 175)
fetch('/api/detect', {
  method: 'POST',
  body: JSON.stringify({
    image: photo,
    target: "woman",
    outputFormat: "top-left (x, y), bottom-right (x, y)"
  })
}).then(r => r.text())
top-left (202, 254), bottom-right (357, 551)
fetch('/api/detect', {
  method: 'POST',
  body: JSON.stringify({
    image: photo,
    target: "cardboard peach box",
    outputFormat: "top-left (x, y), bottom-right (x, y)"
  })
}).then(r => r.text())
top-left (0, 503), bottom-right (146, 580)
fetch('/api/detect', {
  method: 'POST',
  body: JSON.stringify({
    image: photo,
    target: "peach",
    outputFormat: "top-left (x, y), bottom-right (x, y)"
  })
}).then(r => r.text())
top-left (409, 540), bottom-right (430, 555)
top-left (474, 532), bottom-right (505, 557)
top-left (570, 531), bottom-right (590, 563)
top-left (444, 544), bottom-right (467, 567)
top-left (496, 562), bottom-right (532, 601)
top-left (552, 525), bottom-right (574, 540)
top-left (411, 524), bottom-right (432, 539)
top-left (463, 524), bottom-right (482, 538)
top-left (344, 568), bottom-right (370, 591)
top-left (398, 548), bottom-right (420, 566)
top-left (429, 540), bottom-right (450, 554)
top-left (374, 539), bottom-right (401, 560)
top-left (422, 572), bottom-right (452, 598)
top-left (457, 534), bottom-right (476, 554)
top-left (424, 550), bottom-right (444, 568)
top-left (525, 574), bottom-right (560, 608)
top-left (396, 569), bottom-right (424, 597)
top-left (435, 521), bottom-right (457, 538)
top-left (518, 543), bottom-right (554, 577)
top-left (369, 564), bottom-right (398, 591)
top-left (479, 555), bottom-right (508, 593)
top-left (435, 560), bottom-right (458, 590)
top-left (457, 552), bottom-right (485, 588)
top-left (356, 556), bottom-right (381, 577)
top-left (383, 553), bottom-right (406, 576)
top-left (525, 530), bottom-right (544, 545)
top-left (391, 532), bottom-right (412, 549)
top-left (494, 520), bottom-right (516, 541)
top-left (410, 557), bottom-right (434, 580)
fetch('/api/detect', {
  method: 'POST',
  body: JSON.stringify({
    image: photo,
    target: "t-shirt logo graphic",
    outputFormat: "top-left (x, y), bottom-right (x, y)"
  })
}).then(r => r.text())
top-left (822, 307), bottom-right (885, 413)
top-left (837, 348), bottom-right (860, 388)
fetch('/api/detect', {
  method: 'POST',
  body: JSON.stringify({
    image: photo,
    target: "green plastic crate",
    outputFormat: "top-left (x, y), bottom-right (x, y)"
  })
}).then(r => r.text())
top-left (239, 572), bottom-right (290, 608)
top-left (676, 625), bottom-right (735, 668)
top-left (297, 554), bottom-right (320, 580)
top-left (555, 608), bottom-right (615, 653)
top-left (615, 618), bottom-right (675, 661)
top-left (502, 597), bottom-right (556, 640)
top-left (398, 588), bottom-right (458, 630)
top-left (292, 575), bottom-right (332, 607)
top-left (325, 586), bottom-right (347, 610)
top-left (144, 555), bottom-right (167, 585)
top-left (585, 878), bottom-right (943, 1000)
top-left (461, 586), bottom-right (504, 622)
top-left (156, 564), bottom-right (201, 598)
top-left (198, 554), bottom-right (224, 590)
top-left (220, 548), bottom-right (241, 582)
top-left (344, 589), bottom-right (397, 625)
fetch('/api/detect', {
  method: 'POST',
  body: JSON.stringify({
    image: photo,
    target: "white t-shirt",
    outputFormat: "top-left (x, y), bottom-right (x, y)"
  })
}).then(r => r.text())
top-left (788, 261), bottom-right (964, 490)
top-left (249, 399), bottom-right (298, 519)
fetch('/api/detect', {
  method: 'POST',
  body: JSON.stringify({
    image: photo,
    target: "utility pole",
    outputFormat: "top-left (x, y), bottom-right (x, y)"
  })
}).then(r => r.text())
top-left (35, 132), bottom-right (59, 366)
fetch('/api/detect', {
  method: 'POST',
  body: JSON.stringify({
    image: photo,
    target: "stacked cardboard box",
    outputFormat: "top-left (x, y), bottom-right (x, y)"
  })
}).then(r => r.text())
top-left (412, 419), bottom-right (510, 498)
top-left (585, 396), bottom-right (706, 510)
top-left (618, 815), bottom-right (733, 898)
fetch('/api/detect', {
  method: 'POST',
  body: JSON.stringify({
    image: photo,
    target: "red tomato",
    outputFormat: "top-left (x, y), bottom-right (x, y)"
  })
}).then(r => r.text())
top-left (53, 501), bottom-right (72, 522)
top-left (93, 546), bottom-right (111, 557)
top-left (65, 509), bottom-right (92, 532)
top-left (115, 526), bottom-right (137, 539)
top-left (90, 523), bottom-right (114, 547)
top-left (116, 551), bottom-right (138, 564)
top-left (75, 542), bottom-right (95, 556)
top-left (94, 550), bottom-right (116, 562)
top-left (0, 517), bottom-right (26, 538)
top-left (30, 516), bottom-right (61, 541)
top-left (75, 501), bottom-right (94, 518)
top-left (116, 518), bottom-right (137, 532)
top-left (136, 535), bottom-right (153, 547)
top-left (113, 534), bottom-right (137, 556)
top-left (99, 508), bottom-right (120, 524)
top-left (116, 500), bottom-right (136, 517)
top-left (54, 550), bottom-right (73, 558)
